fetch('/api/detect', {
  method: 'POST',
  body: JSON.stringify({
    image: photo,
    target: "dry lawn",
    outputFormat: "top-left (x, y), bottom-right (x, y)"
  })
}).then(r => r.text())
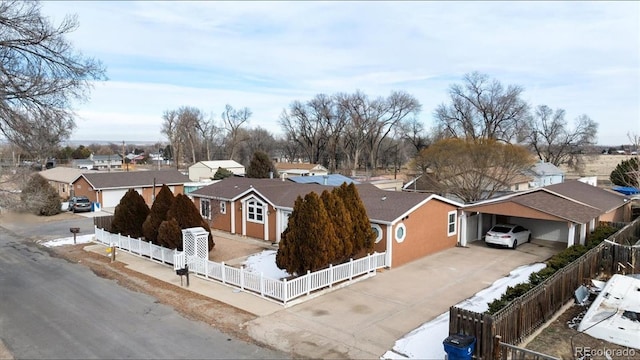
top-left (561, 154), bottom-right (637, 186)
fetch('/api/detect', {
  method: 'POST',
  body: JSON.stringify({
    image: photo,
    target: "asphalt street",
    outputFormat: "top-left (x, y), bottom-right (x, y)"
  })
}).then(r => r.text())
top-left (0, 223), bottom-right (287, 359)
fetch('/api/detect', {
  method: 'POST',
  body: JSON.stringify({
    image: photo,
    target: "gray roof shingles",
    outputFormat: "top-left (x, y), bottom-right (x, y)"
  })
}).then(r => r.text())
top-left (545, 180), bottom-right (628, 213)
top-left (81, 170), bottom-right (190, 189)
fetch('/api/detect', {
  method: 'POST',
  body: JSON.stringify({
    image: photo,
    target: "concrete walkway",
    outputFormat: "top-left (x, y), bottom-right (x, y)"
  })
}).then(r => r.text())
top-left (86, 239), bottom-right (563, 359)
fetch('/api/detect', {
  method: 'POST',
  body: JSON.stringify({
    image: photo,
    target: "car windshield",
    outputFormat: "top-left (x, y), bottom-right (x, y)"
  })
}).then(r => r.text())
top-left (76, 198), bottom-right (90, 204)
top-left (490, 226), bottom-right (513, 233)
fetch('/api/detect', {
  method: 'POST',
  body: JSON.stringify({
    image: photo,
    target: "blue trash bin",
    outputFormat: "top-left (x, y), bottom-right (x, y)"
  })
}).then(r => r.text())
top-left (443, 334), bottom-right (475, 360)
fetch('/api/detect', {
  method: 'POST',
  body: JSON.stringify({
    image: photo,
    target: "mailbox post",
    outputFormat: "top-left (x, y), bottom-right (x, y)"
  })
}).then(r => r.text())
top-left (69, 227), bottom-right (80, 244)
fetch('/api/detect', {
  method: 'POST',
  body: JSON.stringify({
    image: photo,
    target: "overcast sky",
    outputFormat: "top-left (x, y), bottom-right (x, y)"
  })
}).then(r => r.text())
top-left (41, 1), bottom-right (639, 146)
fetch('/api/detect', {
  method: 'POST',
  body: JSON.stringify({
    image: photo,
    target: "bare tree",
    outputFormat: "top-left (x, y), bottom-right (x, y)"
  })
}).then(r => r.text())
top-left (523, 105), bottom-right (598, 166)
top-left (434, 72), bottom-right (529, 142)
top-left (161, 109), bottom-right (180, 169)
top-left (0, 0), bottom-right (106, 161)
top-left (279, 99), bottom-right (328, 165)
top-left (221, 104), bottom-right (251, 160)
top-left (195, 113), bottom-right (217, 161)
top-left (414, 138), bottom-right (534, 202)
top-left (400, 117), bottom-right (430, 156)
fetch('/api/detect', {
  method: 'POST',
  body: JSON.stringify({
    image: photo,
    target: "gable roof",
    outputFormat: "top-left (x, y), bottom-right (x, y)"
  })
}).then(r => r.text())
top-left (529, 161), bottom-right (564, 176)
top-left (190, 177), bottom-right (462, 224)
top-left (275, 162), bottom-right (327, 171)
top-left (39, 167), bottom-right (96, 183)
top-left (80, 170), bottom-right (190, 190)
top-left (544, 180), bottom-right (628, 213)
top-left (195, 160), bottom-right (245, 170)
top-left (464, 180), bottom-right (629, 223)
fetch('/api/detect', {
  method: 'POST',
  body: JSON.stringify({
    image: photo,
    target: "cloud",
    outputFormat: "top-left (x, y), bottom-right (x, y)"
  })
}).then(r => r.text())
top-left (39, 1), bottom-right (639, 145)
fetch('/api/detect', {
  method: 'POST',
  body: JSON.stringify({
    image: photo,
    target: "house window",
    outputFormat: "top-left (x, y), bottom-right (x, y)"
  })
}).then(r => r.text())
top-left (200, 199), bottom-right (211, 220)
top-left (447, 210), bottom-right (457, 236)
top-left (220, 201), bottom-right (226, 215)
top-left (372, 223), bottom-right (383, 244)
top-left (395, 223), bottom-right (406, 243)
top-left (247, 199), bottom-right (264, 223)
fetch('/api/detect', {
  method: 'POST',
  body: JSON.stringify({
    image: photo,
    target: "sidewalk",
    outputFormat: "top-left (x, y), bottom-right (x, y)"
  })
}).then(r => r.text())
top-left (85, 239), bottom-right (562, 359)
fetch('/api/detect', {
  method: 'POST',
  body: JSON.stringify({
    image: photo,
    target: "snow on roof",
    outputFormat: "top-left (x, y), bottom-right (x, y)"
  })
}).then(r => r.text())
top-left (577, 274), bottom-right (640, 350)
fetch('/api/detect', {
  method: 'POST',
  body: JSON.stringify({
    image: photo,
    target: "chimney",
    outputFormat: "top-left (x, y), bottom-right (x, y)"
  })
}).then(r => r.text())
top-left (269, 171), bottom-right (273, 179)
top-left (323, 175), bottom-right (329, 185)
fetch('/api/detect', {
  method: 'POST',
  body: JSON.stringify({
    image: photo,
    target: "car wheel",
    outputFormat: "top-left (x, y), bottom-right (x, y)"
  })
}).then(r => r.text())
top-left (511, 239), bottom-right (518, 249)
top-left (527, 234), bottom-right (531, 243)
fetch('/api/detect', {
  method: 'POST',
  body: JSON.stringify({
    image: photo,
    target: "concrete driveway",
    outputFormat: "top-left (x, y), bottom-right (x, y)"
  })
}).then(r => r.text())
top-left (245, 239), bottom-right (564, 359)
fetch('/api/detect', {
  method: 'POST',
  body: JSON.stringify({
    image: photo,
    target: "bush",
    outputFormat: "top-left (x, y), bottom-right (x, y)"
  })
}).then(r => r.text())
top-left (142, 185), bottom-right (174, 244)
top-left (167, 193), bottom-right (214, 251)
top-left (111, 189), bottom-right (150, 239)
top-left (157, 218), bottom-right (182, 249)
top-left (21, 173), bottom-right (61, 216)
top-left (246, 151), bottom-right (278, 178)
top-left (213, 167), bottom-right (234, 180)
top-left (486, 224), bottom-right (619, 314)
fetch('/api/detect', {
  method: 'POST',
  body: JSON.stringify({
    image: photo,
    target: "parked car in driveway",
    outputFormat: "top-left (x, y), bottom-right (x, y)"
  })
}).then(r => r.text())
top-left (68, 196), bottom-right (92, 213)
top-left (485, 224), bottom-right (531, 249)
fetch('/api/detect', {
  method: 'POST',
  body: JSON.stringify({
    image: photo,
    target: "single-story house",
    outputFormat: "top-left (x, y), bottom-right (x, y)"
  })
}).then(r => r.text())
top-left (188, 160), bottom-right (245, 181)
top-left (72, 154), bottom-right (123, 171)
top-left (274, 162), bottom-right (328, 178)
top-left (189, 177), bottom-right (463, 267)
top-left (71, 170), bottom-right (191, 208)
top-left (460, 180), bottom-right (631, 247)
top-left (39, 167), bottom-right (97, 199)
top-left (526, 161), bottom-right (564, 188)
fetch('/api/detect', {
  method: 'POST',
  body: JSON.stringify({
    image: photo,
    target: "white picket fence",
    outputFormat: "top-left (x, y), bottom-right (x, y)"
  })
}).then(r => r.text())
top-left (94, 226), bottom-right (388, 305)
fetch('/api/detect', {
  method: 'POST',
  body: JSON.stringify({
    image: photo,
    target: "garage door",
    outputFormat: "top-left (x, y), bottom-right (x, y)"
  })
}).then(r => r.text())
top-left (101, 189), bottom-right (130, 208)
top-left (511, 217), bottom-right (568, 243)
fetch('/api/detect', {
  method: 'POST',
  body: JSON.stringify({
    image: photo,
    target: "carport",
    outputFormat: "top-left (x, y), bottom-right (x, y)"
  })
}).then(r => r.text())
top-left (459, 188), bottom-right (603, 248)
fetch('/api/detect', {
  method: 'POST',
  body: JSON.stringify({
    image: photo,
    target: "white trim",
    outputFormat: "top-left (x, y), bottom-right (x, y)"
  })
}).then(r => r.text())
top-left (395, 223), bottom-right (407, 243)
top-left (200, 198), bottom-right (211, 220)
top-left (230, 201), bottom-right (236, 234)
top-left (386, 225), bottom-right (393, 267)
top-left (371, 223), bottom-right (383, 243)
top-left (219, 201), bottom-right (226, 215)
top-left (447, 210), bottom-right (457, 237)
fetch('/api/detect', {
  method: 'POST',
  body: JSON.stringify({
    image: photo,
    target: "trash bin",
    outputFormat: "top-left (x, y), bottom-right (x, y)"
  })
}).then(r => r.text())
top-left (443, 334), bottom-right (475, 360)
top-left (92, 202), bottom-right (101, 212)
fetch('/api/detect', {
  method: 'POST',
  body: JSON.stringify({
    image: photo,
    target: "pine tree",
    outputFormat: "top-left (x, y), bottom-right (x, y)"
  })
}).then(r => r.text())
top-left (213, 167), bottom-right (234, 180)
top-left (142, 184), bottom-right (174, 244)
top-left (246, 151), bottom-right (278, 178)
top-left (610, 157), bottom-right (639, 187)
top-left (157, 218), bottom-right (182, 249)
top-left (111, 189), bottom-right (149, 238)
top-left (320, 189), bottom-right (350, 262)
top-left (334, 183), bottom-right (376, 257)
top-left (167, 193), bottom-right (215, 251)
top-left (21, 173), bottom-right (61, 216)
top-left (276, 192), bottom-right (337, 275)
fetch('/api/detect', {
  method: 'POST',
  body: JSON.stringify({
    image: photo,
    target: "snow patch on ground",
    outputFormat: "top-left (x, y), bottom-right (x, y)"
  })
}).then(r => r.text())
top-left (383, 262), bottom-right (547, 359)
top-left (40, 234), bottom-right (95, 247)
top-left (243, 250), bottom-right (290, 280)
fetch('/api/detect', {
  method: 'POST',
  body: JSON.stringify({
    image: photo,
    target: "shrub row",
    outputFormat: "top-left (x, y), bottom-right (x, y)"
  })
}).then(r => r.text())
top-left (485, 225), bottom-right (618, 315)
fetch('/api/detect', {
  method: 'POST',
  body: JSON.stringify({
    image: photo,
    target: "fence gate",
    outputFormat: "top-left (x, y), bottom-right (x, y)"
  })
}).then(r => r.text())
top-left (182, 227), bottom-right (210, 274)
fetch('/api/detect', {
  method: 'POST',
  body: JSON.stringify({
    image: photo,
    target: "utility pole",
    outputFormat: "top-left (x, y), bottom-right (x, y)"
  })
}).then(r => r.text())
top-left (123, 140), bottom-right (128, 171)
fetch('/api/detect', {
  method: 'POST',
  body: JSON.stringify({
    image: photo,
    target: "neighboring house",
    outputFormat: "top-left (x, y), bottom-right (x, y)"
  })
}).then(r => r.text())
top-left (39, 167), bottom-right (95, 199)
top-left (189, 177), bottom-right (463, 267)
top-left (72, 154), bottom-right (123, 170)
top-left (274, 162), bottom-right (328, 178)
top-left (188, 160), bottom-right (245, 181)
top-left (71, 170), bottom-right (190, 208)
top-left (125, 153), bottom-right (145, 164)
top-left (460, 180), bottom-right (631, 248)
top-left (527, 161), bottom-right (564, 187)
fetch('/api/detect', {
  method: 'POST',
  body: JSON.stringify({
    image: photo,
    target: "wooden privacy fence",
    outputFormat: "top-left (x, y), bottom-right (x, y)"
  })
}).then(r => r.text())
top-left (93, 215), bottom-right (114, 232)
top-left (94, 226), bottom-right (388, 305)
top-left (449, 218), bottom-right (640, 360)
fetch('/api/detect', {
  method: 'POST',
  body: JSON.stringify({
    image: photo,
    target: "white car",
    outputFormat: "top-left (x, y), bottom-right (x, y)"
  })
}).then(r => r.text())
top-left (485, 224), bottom-right (531, 249)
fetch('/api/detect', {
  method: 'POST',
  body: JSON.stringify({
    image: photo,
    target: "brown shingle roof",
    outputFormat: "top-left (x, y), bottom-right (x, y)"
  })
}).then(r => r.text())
top-left (275, 163), bottom-right (325, 171)
top-left (544, 180), bottom-right (628, 212)
top-left (512, 191), bottom-right (602, 223)
top-left (81, 170), bottom-right (190, 189)
top-left (190, 177), bottom-right (459, 223)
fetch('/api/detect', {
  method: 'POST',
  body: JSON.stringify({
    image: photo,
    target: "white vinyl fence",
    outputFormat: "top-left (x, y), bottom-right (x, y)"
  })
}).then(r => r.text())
top-left (95, 226), bottom-right (388, 305)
